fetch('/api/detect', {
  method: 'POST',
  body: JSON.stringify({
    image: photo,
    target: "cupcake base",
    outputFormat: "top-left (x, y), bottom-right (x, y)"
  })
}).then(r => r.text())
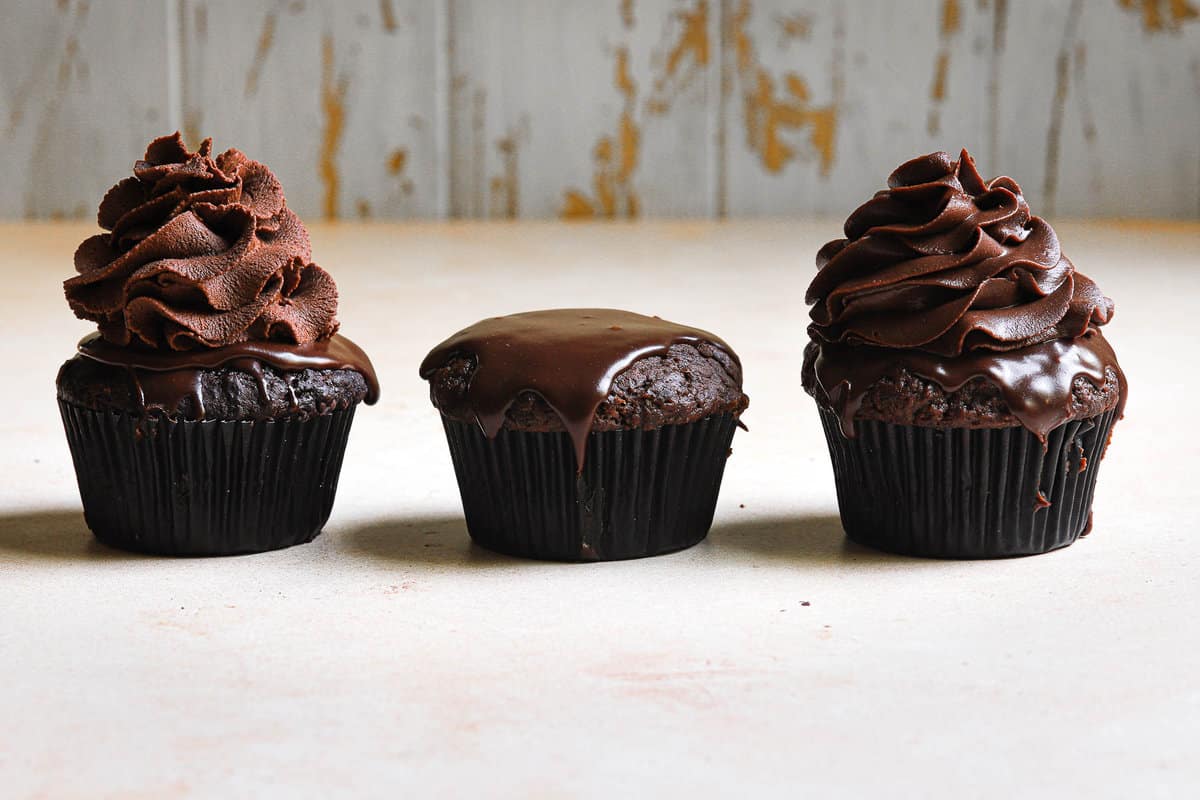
top-left (817, 408), bottom-right (1117, 558)
top-left (441, 414), bottom-right (739, 561)
top-left (59, 401), bottom-right (357, 556)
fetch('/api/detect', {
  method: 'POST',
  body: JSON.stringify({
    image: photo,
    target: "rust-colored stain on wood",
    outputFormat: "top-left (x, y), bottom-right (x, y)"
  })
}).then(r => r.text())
top-left (1074, 42), bottom-right (1097, 143)
top-left (647, 0), bottom-right (709, 115)
top-left (775, 12), bottom-right (811, 43)
top-left (562, 47), bottom-right (641, 218)
top-left (319, 34), bottom-right (348, 220)
top-left (1118, 0), bottom-right (1199, 31)
top-left (732, 0), bottom-right (837, 176)
top-left (380, 0), bottom-right (398, 33)
top-left (927, 0), bottom-right (961, 136)
top-left (490, 134), bottom-right (521, 218)
top-left (387, 148), bottom-right (407, 175)
top-left (244, 10), bottom-right (277, 97)
top-left (1043, 0), bottom-right (1084, 217)
top-left (621, 0), bottom-right (635, 30)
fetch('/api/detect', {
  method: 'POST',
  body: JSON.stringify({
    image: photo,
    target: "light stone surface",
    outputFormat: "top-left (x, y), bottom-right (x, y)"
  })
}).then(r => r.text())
top-left (1, 220), bottom-right (1196, 798)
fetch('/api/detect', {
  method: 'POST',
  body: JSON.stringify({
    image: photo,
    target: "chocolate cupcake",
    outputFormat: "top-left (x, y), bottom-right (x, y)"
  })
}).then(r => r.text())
top-left (803, 150), bottom-right (1125, 558)
top-left (57, 133), bottom-right (378, 556)
top-left (420, 309), bottom-right (749, 561)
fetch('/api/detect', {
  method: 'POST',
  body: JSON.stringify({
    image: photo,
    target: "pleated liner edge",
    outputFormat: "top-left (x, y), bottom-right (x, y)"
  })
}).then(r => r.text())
top-left (59, 400), bottom-right (357, 556)
top-left (818, 407), bottom-right (1118, 558)
top-left (441, 413), bottom-right (740, 562)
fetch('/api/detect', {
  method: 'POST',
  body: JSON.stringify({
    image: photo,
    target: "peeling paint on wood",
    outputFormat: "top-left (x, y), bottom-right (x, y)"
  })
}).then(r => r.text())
top-left (319, 34), bottom-right (348, 220)
top-left (1118, 0), bottom-right (1199, 32)
top-left (2, 0), bottom-right (1199, 220)
top-left (380, 0), bottom-right (399, 33)
top-left (562, 48), bottom-right (642, 219)
top-left (731, 0), bottom-right (837, 176)
top-left (244, 10), bottom-right (278, 97)
top-left (1042, 0), bottom-right (1084, 217)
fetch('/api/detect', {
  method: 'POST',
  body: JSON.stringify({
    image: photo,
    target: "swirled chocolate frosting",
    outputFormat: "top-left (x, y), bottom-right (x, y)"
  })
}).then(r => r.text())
top-left (804, 150), bottom-right (1124, 440)
top-left (807, 149), bottom-right (1113, 356)
top-left (65, 132), bottom-right (338, 350)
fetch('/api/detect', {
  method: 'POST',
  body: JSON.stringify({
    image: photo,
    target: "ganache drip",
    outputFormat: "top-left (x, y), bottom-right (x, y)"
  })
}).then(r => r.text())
top-left (419, 309), bottom-right (742, 472)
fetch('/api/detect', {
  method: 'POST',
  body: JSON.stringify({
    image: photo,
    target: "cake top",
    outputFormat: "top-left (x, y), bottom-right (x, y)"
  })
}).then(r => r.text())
top-left (806, 149), bottom-right (1114, 357)
top-left (64, 132), bottom-right (339, 351)
top-left (420, 309), bottom-right (744, 469)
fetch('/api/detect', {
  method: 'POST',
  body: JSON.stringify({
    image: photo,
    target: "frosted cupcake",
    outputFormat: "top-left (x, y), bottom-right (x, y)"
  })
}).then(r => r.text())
top-left (58, 133), bottom-right (378, 555)
top-left (803, 150), bottom-right (1125, 558)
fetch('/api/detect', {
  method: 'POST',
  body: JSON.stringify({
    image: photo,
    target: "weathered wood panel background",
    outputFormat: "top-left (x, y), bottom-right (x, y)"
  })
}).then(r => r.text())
top-left (2, 0), bottom-right (1197, 220)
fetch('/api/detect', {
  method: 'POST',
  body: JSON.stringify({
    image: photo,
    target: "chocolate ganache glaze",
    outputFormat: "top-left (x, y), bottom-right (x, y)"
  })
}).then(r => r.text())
top-left (419, 309), bottom-right (742, 471)
top-left (63, 133), bottom-right (376, 417)
top-left (803, 149), bottom-right (1124, 439)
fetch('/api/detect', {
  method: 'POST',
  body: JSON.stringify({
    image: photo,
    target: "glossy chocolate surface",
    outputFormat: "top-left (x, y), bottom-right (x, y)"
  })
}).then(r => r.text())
top-left (805, 326), bottom-right (1125, 441)
top-left (77, 332), bottom-right (379, 418)
top-left (419, 309), bottom-right (740, 470)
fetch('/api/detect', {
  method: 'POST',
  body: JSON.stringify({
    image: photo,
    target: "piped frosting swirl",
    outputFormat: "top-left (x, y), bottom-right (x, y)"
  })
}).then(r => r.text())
top-left (65, 133), bottom-right (338, 350)
top-left (806, 149), bottom-right (1113, 357)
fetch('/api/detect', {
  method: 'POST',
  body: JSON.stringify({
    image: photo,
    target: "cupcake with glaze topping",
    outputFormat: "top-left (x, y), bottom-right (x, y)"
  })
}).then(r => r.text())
top-left (420, 309), bottom-right (749, 561)
top-left (803, 150), bottom-right (1125, 558)
top-left (57, 133), bottom-right (378, 555)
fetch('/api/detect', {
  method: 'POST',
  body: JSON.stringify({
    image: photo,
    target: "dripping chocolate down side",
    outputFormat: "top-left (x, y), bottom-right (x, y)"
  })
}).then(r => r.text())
top-left (802, 326), bottom-right (1125, 441)
top-left (419, 309), bottom-right (747, 471)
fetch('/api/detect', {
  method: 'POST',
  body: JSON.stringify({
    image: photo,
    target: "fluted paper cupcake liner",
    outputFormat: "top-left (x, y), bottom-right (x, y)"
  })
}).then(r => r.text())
top-left (441, 414), bottom-right (739, 561)
top-left (818, 408), bottom-right (1117, 558)
top-left (59, 400), bottom-right (357, 556)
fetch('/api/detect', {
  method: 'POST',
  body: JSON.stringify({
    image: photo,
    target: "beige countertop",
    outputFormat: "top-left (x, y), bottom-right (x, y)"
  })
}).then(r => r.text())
top-left (1, 220), bottom-right (1196, 798)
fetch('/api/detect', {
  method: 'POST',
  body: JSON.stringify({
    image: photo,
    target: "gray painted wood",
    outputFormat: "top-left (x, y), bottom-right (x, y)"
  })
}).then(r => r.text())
top-left (0, 0), bottom-right (172, 220)
top-left (721, 0), bottom-right (1200, 220)
top-left (177, 0), bottom-right (445, 221)
top-left (1, 0), bottom-right (1197, 220)
top-left (448, 0), bottom-right (720, 218)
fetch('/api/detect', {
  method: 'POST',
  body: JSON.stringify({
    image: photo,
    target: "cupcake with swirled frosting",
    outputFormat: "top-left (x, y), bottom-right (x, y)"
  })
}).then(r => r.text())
top-left (803, 149), bottom-right (1125, 558)
top-left (57, 133), bottom-right (378, 555)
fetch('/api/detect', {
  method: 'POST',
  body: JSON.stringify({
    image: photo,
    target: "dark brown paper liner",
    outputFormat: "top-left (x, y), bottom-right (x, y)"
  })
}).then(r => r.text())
top-left (817, 407), bottom-right (1117, 558)
top-left (58, 400), bottom-right (357, 556)
top-left (440, 414), bottom-right (739, 561)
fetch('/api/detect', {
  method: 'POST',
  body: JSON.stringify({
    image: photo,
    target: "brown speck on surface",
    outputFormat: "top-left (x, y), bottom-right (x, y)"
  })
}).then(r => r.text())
top-left (609, 325), bottom-right (623, 331)
top-left (355, 199), bottom-right (371, 219)
top-left (387, 148), bottom-right (407, 175)
top-left (621, 0), bottom-right (635, 29)
top-left (319, 34), bottom-right (349, 220)
top-left (1034, 490), bottom-right (1052, 510)
top-left (801, 601), bottom-right (811, 606)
